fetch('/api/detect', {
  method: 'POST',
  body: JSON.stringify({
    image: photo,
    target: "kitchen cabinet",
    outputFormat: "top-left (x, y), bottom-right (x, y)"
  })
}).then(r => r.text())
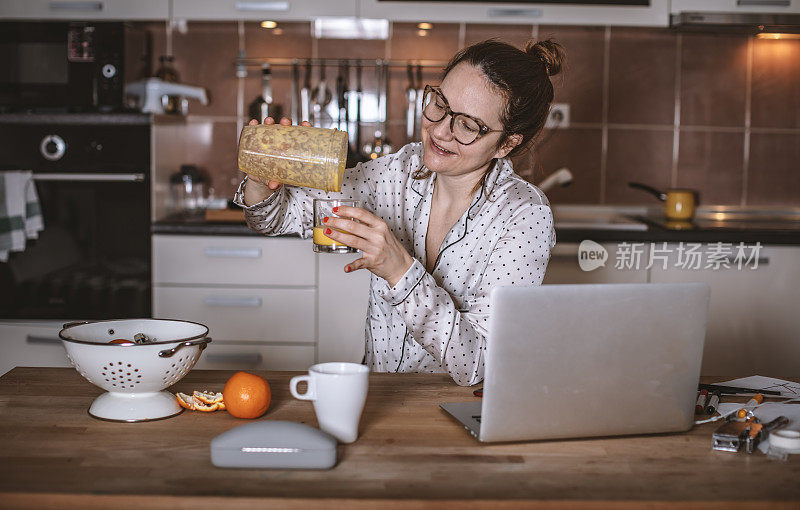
top-left (358, 0), bottom-right (669, 26)
top-left (543, 242), bottom-right (649, 285)
top-left (671, 0), bottom-right (800, 15)
top-left (649, 244), bottom-right (800, 376)
top-left (171, 0), bottom-right (357, 20)
top-left (152, 234), bottom-right (315, 286)
top-left (152, 234), bottom-right (370, 369)
top-left (0, 322), bottom-right (70, 377)
top-left (0, 0), bottom-right (169, 20)
top-left (317, 250), bottom-right (370, 364)
top-left (153, 286), bottom-right (316, 343)
top-left (193, 342), bottom-right (315, 370)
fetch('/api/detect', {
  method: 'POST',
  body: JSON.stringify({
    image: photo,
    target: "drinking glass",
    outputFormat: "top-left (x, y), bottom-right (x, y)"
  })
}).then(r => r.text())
top-left (312, 199), bottom-right (360, 253)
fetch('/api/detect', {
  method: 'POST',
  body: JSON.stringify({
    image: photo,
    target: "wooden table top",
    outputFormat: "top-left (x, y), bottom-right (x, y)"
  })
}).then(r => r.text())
top-left (1, 367), bottom-right (799, 509)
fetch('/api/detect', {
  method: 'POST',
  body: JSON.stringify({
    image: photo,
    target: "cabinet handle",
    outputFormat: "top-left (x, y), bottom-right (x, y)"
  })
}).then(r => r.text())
top-left (488, 8), bottom-right (542, 18)
top-left (34, 173), bottom-right (144, 182)
top-left (203, 247), bottom-right (261, 258)
top-left (234, 1), bottom-right (289, 11)
top-left (26, 335), bottom-right (63, 345)
top-left (203, 296), bottom-right (263, 308)
top-left (737, 0), bottom-right (789, 6)
top-left (206, 353), bottom-right (263, 365)
top-left (49, 1), bottom-right (103, 11)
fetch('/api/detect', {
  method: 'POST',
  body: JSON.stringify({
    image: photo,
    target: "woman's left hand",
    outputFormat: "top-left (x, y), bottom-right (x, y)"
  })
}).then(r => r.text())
top-left (322, 206), bottom-right (414, 287)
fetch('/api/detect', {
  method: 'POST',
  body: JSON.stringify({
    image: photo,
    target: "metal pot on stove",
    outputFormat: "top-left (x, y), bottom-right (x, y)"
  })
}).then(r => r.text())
top-left (629, 182), bottom-right (699, 221)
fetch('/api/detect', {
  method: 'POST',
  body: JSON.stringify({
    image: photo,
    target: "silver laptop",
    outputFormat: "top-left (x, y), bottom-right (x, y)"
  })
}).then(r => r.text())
top-left (441, 282), bottom-right (710, 443)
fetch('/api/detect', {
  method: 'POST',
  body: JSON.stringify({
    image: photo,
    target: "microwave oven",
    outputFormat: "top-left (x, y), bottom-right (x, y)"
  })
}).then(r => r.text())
top-left (0, 22), bottom-right (125, 113)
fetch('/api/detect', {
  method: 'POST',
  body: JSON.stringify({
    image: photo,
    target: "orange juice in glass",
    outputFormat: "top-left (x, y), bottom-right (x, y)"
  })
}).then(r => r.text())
top-left (313, 199), bottom-right (359, 253)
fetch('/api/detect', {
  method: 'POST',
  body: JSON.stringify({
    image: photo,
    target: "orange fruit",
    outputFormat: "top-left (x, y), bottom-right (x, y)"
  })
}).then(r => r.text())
top-left (222, 372), bottom-right (271, 419)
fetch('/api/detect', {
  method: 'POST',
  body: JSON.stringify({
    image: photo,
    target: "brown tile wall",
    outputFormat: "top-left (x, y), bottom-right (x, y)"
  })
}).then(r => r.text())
top-left (126, 22), bottom-right (800, 206)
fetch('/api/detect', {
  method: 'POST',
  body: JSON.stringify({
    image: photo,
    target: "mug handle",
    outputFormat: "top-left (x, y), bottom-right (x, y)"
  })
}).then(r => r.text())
top-left (289, 375), bottom-right (315, 400)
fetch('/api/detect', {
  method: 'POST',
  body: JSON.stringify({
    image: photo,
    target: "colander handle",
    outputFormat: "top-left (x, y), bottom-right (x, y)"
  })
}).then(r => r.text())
top-left (158, 337), bottom-right (213, 358)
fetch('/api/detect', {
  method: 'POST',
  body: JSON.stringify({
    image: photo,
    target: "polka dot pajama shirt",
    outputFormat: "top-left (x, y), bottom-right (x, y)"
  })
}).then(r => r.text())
top-left (234, 142), bottom-right (556, 386)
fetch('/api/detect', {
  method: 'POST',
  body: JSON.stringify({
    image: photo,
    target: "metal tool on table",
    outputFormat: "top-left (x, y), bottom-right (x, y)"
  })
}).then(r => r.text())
top-left (405, 63), bottom-right (417, 144)
top-left (712, 415), bottom-right (789, 454)
top-left (698, 383), bottom-right (781, 396)
top-left (300, 60), bottom-right (312, 124)
top-left (312, 61), bottom-right (333, 128)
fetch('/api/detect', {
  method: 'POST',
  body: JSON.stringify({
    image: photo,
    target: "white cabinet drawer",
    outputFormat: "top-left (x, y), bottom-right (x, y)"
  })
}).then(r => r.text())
top-left (153, 235), bottom-right (315, 286)
top-left (0, 322), bottom-right (71, 376)
top-left (171, 0), bottom-right (357, 20)
top-left (194, 343), bottom-right (314, 371)
top-left (543, 243), bottom-right (649, 285)
top-left (153, 286), bottom-right (315, 343)
top-left (0, 0), bottom-right (169, 20)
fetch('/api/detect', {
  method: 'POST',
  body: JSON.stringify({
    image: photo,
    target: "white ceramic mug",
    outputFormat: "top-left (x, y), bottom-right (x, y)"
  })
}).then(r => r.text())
top-left (289, 362), bottom-right (369, 443)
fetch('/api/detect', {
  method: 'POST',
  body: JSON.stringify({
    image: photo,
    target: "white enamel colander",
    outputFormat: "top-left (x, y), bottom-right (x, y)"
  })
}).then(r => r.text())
top-left (59, 319), bottom-right (212, 422)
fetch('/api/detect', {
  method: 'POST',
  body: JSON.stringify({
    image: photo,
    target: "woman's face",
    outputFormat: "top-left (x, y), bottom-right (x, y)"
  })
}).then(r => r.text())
top-left (421, 62), bottom-right (519, 178)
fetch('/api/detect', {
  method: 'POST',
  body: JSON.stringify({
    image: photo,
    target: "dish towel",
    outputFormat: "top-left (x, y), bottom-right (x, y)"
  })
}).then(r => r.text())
top-left (0, 171), bottom-right (45, 262)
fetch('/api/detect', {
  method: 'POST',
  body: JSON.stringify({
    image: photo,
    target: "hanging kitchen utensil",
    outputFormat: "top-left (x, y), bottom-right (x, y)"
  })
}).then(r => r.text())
top-left (336, 61), bottom-right (347, 132)
top-left (628, 182), bottom-right (699, 221)
top-left (405, 63), bottom-right (417, 144)
top-left (343, 60), bottom-right (351, 138)
top-left (414, 64), bottom-right (424, 140)
top-left (312, 61), bottom-right (333, 128)
top-left (300, 60), bottom-right (311, 123)
top-left (362, 61), bottom-right (380, 158)
top-left (381, 61), bottom-right (393, 155)
top-left (366, 61), bottom-right (391, 159)
top-left (350, 62), bottom-right (370, 166)
top-left (291, 61), bottom-right (300, 124)
top-left (248, 63), bottom-right (273, 122)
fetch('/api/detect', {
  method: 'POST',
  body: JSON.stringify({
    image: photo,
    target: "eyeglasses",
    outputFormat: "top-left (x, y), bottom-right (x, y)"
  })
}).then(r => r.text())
top-left (421, 85), bottom-right (504, 145)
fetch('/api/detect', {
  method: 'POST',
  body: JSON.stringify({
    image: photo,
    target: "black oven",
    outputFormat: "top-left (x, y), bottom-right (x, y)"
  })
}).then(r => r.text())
top-left (0, 114), bottom-right (151, 320)
top-left (0, 22), bottom-right (125, 113)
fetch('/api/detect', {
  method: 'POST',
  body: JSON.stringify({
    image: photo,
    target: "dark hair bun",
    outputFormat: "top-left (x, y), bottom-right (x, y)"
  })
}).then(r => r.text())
top-left (524, 39), bottom-right (565, 77)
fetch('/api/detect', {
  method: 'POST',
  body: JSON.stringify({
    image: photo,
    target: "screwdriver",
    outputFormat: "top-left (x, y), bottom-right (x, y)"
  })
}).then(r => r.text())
top-left (737, 393), bottom-right (764, 419)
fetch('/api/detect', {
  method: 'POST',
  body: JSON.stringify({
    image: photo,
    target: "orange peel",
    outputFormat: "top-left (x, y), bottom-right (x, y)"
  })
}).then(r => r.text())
top-left (176, 392), bottom-right (195, 410)
top-left (193, 390), bottom-right (224, 405)
top-left (176, 390), bottom-right (226, 412)
top-left (193, 400), bottom-right (220, 412)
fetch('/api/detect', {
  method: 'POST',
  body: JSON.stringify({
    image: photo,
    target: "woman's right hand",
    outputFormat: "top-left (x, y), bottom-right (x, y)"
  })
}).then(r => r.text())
top-left (242, 116), bottom-right (311, 206)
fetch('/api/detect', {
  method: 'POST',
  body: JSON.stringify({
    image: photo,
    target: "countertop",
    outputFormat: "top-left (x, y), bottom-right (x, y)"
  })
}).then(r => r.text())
top-left (153, 204), bottom-right (800, 244)
top-left (1, 367), bottom-right (798, 508)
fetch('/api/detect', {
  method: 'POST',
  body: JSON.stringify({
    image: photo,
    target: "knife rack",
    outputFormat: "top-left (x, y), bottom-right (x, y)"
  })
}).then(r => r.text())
top-left (234, 57), bottom-right (448, 69)
top-left (236, 57), bottom-right (437, 150)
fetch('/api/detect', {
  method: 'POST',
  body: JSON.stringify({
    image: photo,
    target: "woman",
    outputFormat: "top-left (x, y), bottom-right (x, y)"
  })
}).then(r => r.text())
top-left (234, 39), bottom-right (564, 386)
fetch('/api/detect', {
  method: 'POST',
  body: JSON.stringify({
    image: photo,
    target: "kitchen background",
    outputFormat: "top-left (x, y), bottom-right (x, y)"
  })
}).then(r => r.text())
top-left (2, 3), bottom-right (800, 379)
top-left (124, 20), bottom-right (800, 207)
